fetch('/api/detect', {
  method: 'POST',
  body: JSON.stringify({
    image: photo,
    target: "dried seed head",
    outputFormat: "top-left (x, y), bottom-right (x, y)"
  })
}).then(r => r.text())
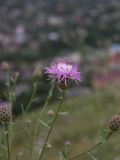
top-left (1, 62), bottom-right (10, 71)
top-left (33, 68), bottom-right (42, 79)
top-left (0, 103), bottom-right (10, 123)
top-left (109, 115), bottom-right (120, 131)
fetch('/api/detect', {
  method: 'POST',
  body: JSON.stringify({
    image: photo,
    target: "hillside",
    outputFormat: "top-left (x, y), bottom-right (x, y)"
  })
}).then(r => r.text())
top-left (1, 87), bottom-right (119, 160)
top-left (0, 0), bottom-right (120, 60)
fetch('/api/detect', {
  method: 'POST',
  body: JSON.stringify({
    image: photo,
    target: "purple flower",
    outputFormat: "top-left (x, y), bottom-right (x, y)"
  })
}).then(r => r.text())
top-left (45, 58), bottom-right (81, 89)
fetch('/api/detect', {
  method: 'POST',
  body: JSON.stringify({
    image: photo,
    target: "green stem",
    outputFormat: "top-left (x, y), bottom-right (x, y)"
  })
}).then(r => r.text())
top-left (25, 82), bottom-right (37, 113)
top-left (68, 131), bottom-right (113, 160)
top-left (5, 123), bottom-right (10, 160)
top-left (34, 81), bottom-right (55, 136)
top-left (38, 90), bottom-right (65, 160)
top-left (5, 71), bottom-right (13, 149)
top-left (39, 81), bottom-right (55, 118)
top-left (29, 81), bottom-right (55, 159)
top-left (16, 154), bottom-right (24, 160)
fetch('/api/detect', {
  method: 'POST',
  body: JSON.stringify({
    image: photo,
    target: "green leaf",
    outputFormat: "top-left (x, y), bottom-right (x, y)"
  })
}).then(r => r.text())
top-left (88, 152), bottom-right (98, 160)
top-left (59, 112), bottom-right (69, 116)
top-left (39, 120), bottom-right (50, 129)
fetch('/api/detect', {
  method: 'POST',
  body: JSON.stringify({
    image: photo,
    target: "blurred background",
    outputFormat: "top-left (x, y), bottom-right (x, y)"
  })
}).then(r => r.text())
top-left (0, 0), bottom-right (120, 159)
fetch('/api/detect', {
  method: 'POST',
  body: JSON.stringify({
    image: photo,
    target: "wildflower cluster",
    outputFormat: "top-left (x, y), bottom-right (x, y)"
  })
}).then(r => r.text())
top-left (0, 57), bottom-right (120, 160)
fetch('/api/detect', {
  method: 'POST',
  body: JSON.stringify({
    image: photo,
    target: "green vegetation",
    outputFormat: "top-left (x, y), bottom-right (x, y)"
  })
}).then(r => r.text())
top-left (1, 87), bottom-right (120, 160)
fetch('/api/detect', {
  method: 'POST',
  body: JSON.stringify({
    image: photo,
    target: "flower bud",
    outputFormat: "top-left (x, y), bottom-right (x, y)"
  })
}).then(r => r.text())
top-left (109, 115), bottom-right (120, 131)
top-left (1, 62), bottom-right (10, 71)
top-left (25, 119), bottom-right (32, 124)
top-left (64, 140), bottom-right (71, 146)
top-left (11, 91), bottom-right (16, 101)
top-left (14, 72), bottom-right (20, 79)
top-left (47, 110), bottom-right (54, 116)
top-left (0, 103), bottom-right (10, 123)
top-left (33, 68), bottom-right (42, 79)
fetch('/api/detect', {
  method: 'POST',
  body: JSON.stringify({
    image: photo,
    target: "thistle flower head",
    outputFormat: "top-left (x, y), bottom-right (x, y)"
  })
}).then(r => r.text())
top-left (45, 58), bottom-right (81, 89)
top-left (109, 115), bottom-right (120, 131)
top-left (0, 102), bottom-right (10, 123)
top-left (1, 62), bottom-right (10, 71)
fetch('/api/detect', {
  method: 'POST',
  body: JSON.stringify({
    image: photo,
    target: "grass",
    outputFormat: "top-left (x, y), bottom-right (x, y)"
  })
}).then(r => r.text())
top-left (1, 86), bottom-right (120, 160)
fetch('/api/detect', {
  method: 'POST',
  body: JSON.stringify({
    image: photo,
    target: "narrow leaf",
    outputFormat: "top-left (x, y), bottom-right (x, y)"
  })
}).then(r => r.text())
top-left (39, 120), bottom-right (50, 129)
top-left (59, 112), bottom-right (69, 116)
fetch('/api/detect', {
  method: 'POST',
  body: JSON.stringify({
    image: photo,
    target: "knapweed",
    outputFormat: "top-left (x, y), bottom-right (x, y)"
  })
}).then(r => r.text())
top-left (109, 115), bottom-right (120, 131)
top-left (45, 58), bottom-right (81, 90)
top-left (0, 102), bottom-right (10, 123)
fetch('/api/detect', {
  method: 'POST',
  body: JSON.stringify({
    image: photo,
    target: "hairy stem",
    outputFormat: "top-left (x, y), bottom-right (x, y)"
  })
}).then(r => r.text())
top-left (39, 81), bottom-right (55, 118)
top-left (5, 123), bottom-right (10, 160)
top-left (38, 90), bottom-right (65, 160)
top-left (5, 71), bottom-right (13, 149)
top-left (29, 81), bottom-right (55, 159)
top-left (25, 82), bottom-right (37, 113)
